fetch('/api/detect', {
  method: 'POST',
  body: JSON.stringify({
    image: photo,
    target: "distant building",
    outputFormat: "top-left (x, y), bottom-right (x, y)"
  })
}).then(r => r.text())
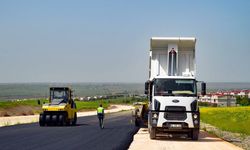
top-left (199, 91), bottom-right (238, 107)
top-left (199, 95), bottom-right (213, 103)
top-left (211, 95), bottom-right (236, 107)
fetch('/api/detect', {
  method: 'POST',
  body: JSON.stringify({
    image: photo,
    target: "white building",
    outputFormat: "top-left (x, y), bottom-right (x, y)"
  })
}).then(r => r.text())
top-left (211, 95), bottom-right (236, 107)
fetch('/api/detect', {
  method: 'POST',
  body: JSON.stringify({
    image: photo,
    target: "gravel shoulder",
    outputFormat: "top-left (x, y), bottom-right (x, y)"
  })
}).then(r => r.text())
top-left (201, 122), bottom-right (250, 150)
top-left (129, 128), bottom-right (243, 150)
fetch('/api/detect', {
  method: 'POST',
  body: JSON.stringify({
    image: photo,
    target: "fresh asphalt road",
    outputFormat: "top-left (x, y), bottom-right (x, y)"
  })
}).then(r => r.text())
top-left (0, 111), bottom-right (138, 150)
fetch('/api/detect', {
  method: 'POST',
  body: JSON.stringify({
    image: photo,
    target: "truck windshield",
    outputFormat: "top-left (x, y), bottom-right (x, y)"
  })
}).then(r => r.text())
top-left (154, 79), bottom-right (197, 96)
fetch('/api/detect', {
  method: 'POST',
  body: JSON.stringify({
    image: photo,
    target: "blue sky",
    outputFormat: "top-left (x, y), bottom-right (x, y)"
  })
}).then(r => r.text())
top-left (0, 0), bottom-right (250, 83)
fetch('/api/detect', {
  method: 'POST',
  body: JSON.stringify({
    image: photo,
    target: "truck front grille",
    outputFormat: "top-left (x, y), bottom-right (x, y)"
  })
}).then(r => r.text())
top-left (164, 106), bottom-right (187, 121)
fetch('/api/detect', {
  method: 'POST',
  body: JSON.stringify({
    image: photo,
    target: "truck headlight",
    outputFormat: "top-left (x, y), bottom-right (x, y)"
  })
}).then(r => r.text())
top-left (193, 114), bottom-right (198, 119)
top-left (153, 113), bottom-right (158, 118)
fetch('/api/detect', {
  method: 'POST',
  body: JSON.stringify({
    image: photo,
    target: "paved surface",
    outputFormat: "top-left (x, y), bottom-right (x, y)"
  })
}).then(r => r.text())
top-left (0, 105), bottom-right (134, 127)
top-left (0, 111), bottom-right (138, 150)
top-left (129, 128), bottom-right (243, 150)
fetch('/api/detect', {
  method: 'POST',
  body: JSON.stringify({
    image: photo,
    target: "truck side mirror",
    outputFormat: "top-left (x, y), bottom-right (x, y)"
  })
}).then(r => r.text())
top-left (144, 81), bottom-right (149, 95)
top-left (201, 82), bottom-right (206, 96)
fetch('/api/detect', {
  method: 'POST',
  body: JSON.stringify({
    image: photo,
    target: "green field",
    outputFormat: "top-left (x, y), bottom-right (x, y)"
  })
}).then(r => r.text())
top-left (75, 97), bottom-right (145, 110)
top-left (200, 106), bottom-right (250, 135)
top-left (0, 97), bottom-right (145, 113)
top-left (0, 99), bottom-right (48, 108)
top-left (75, 101), bottom-right (109, 110)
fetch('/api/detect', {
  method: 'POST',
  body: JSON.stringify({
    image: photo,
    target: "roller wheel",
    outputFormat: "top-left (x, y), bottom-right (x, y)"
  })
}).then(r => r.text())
top-left (39, 114), bottom-right (45, 126)
top-left (65, 114), bottom-right (70, 126)
top-left (58, 115), bottom-right (64, 126)
top-left (52, 115), bottom-right (57, 125)
top-left (45, 115), bottom-right (51, 125)
top-left (72, 113), bottom-right (77, 125)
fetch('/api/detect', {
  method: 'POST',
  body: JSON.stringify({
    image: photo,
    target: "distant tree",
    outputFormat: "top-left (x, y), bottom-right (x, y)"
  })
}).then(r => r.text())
top-left (240, 96), bottom-right (250, 106)
top-left (236, 96), bottom-right (250, 106)
top-left (74, 98), bottom-right (79, 101)
top-left (236, 96), bottom-right (242, 104)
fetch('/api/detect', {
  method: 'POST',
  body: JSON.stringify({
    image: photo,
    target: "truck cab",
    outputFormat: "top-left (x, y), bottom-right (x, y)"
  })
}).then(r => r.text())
top-left (146, 37), bottom-right (206, 140)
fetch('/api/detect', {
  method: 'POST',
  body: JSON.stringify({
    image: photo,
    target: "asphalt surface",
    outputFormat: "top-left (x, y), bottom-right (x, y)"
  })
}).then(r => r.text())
top-left (0, 111), bottom-right (139, 150)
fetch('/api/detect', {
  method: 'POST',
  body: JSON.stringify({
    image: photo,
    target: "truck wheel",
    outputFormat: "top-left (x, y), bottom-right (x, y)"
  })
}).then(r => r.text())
top-left (135, 118), bottom-right (140, 127)
top-left (187, 131), bottom-right (192, 138)
top-left (192, 129), bottom-right (199, 140)
top-left (39, 114), bottom-right (45, 126)
top-left (72, 113), bottom-right (77, 125)
top-left (150, 127), bottom-right (156, 139)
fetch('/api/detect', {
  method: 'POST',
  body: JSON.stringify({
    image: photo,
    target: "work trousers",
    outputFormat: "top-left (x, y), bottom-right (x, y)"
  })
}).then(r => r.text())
top-left (97, 113), bottom-right (104, 129)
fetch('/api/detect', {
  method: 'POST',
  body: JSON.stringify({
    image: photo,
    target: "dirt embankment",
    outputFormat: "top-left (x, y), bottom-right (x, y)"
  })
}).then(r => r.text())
top-left (0, 106), bottom-right (41, 117)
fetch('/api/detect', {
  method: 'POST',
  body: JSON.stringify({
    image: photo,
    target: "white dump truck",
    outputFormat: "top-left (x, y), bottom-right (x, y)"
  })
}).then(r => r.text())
top-left (145, 37), bottom-right (206, 140)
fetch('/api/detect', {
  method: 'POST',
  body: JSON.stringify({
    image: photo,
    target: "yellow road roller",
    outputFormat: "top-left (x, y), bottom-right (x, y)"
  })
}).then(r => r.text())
top-left (39, 87), bottom-right (77, 126)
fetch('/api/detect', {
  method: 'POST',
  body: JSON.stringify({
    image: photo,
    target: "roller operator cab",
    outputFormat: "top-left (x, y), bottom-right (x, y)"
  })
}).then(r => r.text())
top-left (39, 87), bottom-right (77, 126)
top-left (145, 37), bottom-right (206, 140)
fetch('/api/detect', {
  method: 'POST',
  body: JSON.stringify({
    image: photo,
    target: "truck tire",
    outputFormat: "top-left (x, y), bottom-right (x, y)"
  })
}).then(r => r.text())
top-left (192, 129), bottom-right (199, 140)
top-left (135, 118), bottom-right (140, 127)
top-left (150, 127), bottom-right (156, 139)
top-left (39, 114), bottom-right (45, 126)
top-left (72, 113), bottom-right (77, 125)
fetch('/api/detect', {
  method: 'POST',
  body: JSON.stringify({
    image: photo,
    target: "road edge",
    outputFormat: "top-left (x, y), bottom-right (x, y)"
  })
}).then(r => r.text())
top-left (0, 105), bottom-right (134, 127)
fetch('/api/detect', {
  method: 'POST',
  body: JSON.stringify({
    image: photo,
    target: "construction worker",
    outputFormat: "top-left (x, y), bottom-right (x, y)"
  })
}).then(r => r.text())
top-left (97, 104), bottom-right (104, 129)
